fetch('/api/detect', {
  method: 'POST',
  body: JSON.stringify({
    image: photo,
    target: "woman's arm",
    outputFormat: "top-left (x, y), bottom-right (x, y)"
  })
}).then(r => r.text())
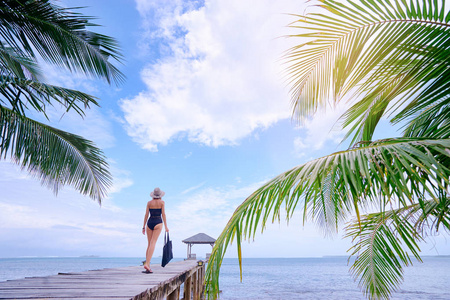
top-left (142, 202), bottom-right (149, 234)
top-left (161, 201), bottom-right (169, 232)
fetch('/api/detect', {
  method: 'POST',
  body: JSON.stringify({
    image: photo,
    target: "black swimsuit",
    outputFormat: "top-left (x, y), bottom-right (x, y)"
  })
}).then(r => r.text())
top-left (147, 208), bottom-right (162, 230)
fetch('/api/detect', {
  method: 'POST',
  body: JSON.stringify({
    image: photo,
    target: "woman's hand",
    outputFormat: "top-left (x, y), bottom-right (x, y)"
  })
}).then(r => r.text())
top-left (142, 227), bottom-right (145, 235)
top-left (165, 228), bottom-right (169, 232)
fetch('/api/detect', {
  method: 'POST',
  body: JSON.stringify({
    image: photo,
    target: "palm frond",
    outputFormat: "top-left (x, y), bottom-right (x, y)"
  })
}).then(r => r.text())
top-left (0, 106), bottom-right (111, 203)
top-left (285, 0), bottom-right (450, 142)
top-left (346, 196), bottom-right (450, 299)
top-left (205, 138), bottom-right (450, 299)
top-left (0, 42), bottom-right (40, 79)
top-left (0, 75), bottom-right (99, 116)
top-left (346, 205), bottom-right (424, 299)
top-left (416, 193), bottom-right (450, 234)
top-left (399, 95), bottom-right (450, 139)
top-left (347, 31), bottom-right (450, 141)
top-left (391, 47), bottom-right (450, 139)
top-left (0, 0), bottom-right (125, 84)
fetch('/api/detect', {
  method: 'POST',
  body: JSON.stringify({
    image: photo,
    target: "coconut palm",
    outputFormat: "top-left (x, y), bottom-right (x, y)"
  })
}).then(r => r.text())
top-left (206, 0), bottom-right (450, 299)
top-left (0, 0), bottom-right (124, 203)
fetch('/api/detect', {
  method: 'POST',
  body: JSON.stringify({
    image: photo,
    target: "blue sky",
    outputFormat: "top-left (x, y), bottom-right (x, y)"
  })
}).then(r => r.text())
top-left (1, 0), bottom-right (449, 259)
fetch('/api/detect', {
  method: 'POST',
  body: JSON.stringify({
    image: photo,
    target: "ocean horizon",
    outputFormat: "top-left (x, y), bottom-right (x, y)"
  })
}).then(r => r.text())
top-left (0, 256), bottom-right (449, 299)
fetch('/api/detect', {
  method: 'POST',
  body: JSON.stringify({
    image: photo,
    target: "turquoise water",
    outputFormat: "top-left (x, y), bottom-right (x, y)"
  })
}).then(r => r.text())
top-left (0, 256), bottom-right (183, 282)
top-left (0, 256), bottom-right (449, 299)
top-left (219, 257), bottom-right (450, 299)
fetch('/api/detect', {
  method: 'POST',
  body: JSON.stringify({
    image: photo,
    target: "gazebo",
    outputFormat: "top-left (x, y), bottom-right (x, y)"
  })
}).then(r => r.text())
top-left (182, 233), bottom-right (216, 260)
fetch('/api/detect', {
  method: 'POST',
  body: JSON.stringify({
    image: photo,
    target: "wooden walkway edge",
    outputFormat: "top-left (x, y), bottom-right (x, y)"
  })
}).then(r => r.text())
top-left (0, 260), bottom-right (205, 300)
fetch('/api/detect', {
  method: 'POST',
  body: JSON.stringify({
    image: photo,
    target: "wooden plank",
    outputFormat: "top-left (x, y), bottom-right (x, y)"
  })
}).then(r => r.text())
top-left (0, 288), bottom-right (146, 297)
top-left (0, 260), bottom-right (201, 300)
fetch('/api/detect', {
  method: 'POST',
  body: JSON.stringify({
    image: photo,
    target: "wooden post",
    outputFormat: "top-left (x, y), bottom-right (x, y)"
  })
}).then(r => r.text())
top-left (192, 270), bottom-right (199, 300)
top-left (183, 274), bottom-right (192, 300)
top-left (167, 286), bottom-right (180, 300)
top-left (199, 264), bottom-right (205, 297)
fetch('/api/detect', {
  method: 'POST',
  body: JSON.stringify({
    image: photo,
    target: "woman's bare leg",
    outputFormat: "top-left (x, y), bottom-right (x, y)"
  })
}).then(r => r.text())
top-left (145, 224), bottom-right (163, 271)
top-left (144, 227), bottom-right (153, 270)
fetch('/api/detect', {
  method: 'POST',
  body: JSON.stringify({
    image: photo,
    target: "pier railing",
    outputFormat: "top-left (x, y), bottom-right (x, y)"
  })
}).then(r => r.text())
top-left (139, 261), bottom-right (205, 300)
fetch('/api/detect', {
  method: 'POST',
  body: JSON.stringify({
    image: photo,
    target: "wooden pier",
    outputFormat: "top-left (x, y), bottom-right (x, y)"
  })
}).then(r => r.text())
top-left (0, 260), bottom-right (205, 300)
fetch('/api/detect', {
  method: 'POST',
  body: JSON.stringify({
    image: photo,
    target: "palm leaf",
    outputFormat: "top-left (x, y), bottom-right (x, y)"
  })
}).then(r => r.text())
top-left (0, 75), bottom-right (99, 116)
top-left (346, 32), bottom-right (450, 141)
top-left (0, 42), bottom-right (40, 79)
top-left (0, 1), bottom-right (124, 202)
top-left (0, 106), bottom-right (111, 203)
top-left (205, 138), bottom-right (450, 299)
top-left (285, 0), bottom-right (450, 142)
top-left (346, 205), bottom-right (424, 299)
top-left (399, 95), bottom-right (450, 139)
top-left (0, 0), bottom-right (125, 84)
top-left (346, 196), bottom-right (450, 299)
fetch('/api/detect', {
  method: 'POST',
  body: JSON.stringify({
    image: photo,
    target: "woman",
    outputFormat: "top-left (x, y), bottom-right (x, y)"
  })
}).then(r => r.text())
top-left (142, 187), bottom-right (169, 273)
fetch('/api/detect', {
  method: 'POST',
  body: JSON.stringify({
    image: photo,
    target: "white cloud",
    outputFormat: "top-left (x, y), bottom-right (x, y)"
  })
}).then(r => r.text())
top-left (0, 163), bottom-right (143, 257)
top-left (181, 181), bottom-right (206, 195)
top-left (169, 182), bottom-right (264, 241)
top-left (293, 103), bottom-right (349, 156)
top-left (108, 162), bottom-right (134, 196)
top-left (25, 61), bottom-right (117, 149)
top-left (1, 163), bottom-right (449, 258)
top-left (0, 202), bottom-right (35, 228)
top-left (0, 163), bottom-right (265, 258)
top-left (40, 60), bottom-right (100, 95)
top-left (166, 181), bottom-right (358, 258)
top-left (122, 0), bottom-right (302, 151)
top-left (55, 107), bottom-right (116, 149)
top-left (0, 161), bottom-right (28, 181)
top-left (293, 137), bottom-right (307, 150)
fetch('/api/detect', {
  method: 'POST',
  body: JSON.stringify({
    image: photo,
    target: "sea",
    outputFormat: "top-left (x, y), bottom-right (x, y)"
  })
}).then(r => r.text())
top-left (0, 256), bottom-right (449, 299)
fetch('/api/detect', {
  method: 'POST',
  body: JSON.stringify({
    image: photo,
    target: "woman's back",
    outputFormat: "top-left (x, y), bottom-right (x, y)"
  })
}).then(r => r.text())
top-left (148, 199), bottom-right (163, 208)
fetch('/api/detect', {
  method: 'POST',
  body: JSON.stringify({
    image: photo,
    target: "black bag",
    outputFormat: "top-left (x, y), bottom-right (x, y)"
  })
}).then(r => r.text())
top-left (161, 232), bottom-right (173, 267)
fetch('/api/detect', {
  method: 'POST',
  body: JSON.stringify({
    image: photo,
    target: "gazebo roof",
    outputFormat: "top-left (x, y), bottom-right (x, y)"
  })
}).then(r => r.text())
top-left (182, 233), bottom-right (216, 244)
